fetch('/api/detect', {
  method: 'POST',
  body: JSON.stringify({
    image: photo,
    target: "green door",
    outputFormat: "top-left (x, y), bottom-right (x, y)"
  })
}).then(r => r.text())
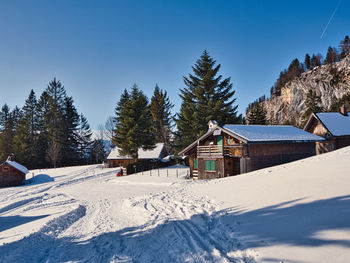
top-left (217, 136), bottom-right (223, 146)
top-left (217, 136), bottom-right (223, 153)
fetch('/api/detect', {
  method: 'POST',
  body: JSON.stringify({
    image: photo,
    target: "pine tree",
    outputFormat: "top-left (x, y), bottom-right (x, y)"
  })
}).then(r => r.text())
top-left (303, 90), bottom-right (324, 123)
top-left (44, 78), bottom-right (67, 167)
top-left (90, 139), bottom-right (106, 164)
top-left (325, 47), bottom-right (339, 65)
top-left (61, 96), bottom-right (80, 166)
top-left (175, 50), bottom-right (241, 151)
top-left (113, 84), bottom-right (155, 158)
top-left (150, 84), bottom-right (173, 149)
top-left (76, 113), bottom-right (92, 164)
top-left (12, 90), bottom-right (39, 168)
top-left (304, 53), bottom-right (311, 70)
top-left (246, 103), bottom-right (267, 125)
top-left (310, 54), bottom-right (322, 68)
top-left (339, 35), bottom-right (350, 59)
top-left (0, 104), bottom-right (14, 161)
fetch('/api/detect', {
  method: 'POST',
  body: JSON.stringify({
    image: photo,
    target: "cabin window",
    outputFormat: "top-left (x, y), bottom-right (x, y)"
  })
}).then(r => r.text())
top-left (194, 158), bottom-right (198, 169)
top-left (3, 166), bottom-right (8, 172)
top-left (205, 160), bottom-right (215, 171)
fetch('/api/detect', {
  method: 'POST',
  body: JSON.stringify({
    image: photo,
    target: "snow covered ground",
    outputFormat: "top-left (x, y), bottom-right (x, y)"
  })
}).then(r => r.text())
top-left (1, 147), bottom-right (350, 262)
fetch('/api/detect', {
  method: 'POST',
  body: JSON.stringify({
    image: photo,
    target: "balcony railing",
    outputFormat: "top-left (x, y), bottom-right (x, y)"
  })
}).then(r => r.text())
top-left (197, 145), bottom-right (244, 157)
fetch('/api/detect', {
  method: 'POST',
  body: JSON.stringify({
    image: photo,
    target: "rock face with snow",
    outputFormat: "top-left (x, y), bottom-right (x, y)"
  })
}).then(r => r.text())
top-left (248, 55), bottom-right (350, 127)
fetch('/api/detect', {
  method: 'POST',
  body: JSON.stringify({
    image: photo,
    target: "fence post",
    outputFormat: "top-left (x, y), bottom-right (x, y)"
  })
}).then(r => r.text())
top-left (158, 168), bottom-right (160, 176)
top-left (176, 169), bottom-right (178, 178)
top-left (150, 170), bottom-right (152, 176)
top-left (167, 169), bottom-right (168, 177)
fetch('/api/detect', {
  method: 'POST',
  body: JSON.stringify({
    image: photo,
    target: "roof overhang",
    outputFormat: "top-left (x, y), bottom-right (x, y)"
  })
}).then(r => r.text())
top-left (303, 112), bottom-right (334, 137)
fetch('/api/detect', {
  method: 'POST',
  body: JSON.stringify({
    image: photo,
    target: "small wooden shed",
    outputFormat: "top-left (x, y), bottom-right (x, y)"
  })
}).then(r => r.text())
top-left (179, 121), bottom-right (324, 180)
top-left (0, 160), bottom-right (29, 187)
top-left (107, 143), bottom-right (168, 168)
top-left (304, 108), bottom-right (350, 154)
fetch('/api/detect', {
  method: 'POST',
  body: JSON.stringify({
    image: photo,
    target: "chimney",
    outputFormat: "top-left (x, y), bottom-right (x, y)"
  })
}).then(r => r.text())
top-left (340, 105), bottom-right (348, 116)
top-left (208, 120), bottom-right (218, 130)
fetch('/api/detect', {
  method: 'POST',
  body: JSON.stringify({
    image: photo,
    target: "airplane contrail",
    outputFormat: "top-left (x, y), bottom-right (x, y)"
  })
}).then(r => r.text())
top-left (320, 0), bottom-right (342, 39)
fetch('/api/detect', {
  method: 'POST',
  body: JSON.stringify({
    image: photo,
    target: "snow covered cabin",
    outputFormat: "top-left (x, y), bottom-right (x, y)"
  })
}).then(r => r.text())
top-left (0, 160), bottom-right (29, 187)
top-left (304, 106), bottom-right (350, 153)
top-left (107, 143), bottom-right (168, 168)
top-left (178, 121), bottom-right (324, 179)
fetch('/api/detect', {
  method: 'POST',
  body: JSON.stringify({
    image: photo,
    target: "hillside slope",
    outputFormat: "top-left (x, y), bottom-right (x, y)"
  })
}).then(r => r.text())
top-left (191, 146), bottom-right (350, 263)
top-left (249, 55), bottom-right (350, 127)
top-left (1, 147), bottom-right (350, 262)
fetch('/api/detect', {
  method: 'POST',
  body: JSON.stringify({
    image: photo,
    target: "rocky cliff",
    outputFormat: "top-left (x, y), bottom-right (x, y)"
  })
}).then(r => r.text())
top-left (249, 55), bottom-right (350, 127)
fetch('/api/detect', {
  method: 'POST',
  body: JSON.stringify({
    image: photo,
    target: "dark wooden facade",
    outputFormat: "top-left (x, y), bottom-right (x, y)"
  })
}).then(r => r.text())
top-left (304, 112), bottom-right (350, 154)
top-left (0, 162), bottom-right (26, 187)
top-left (180, 126), bottom-right (318, 180)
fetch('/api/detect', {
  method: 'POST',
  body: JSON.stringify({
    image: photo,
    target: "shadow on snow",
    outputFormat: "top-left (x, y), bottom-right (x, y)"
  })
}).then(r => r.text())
top-left (1, 195), bottom-right (350, 262)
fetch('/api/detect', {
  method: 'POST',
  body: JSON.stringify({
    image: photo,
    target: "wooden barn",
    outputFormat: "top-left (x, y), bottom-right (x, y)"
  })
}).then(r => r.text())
top-left (304, 106), bottom-right (350, 154)
top-left (107, 143), bottom-right (168, 168)
top-left (0, 160), bottom-right (29, 187)
top-left (179, 121), bottom-right (324, 179)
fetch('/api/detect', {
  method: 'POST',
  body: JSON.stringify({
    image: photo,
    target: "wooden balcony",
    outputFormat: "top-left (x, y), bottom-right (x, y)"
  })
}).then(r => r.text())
top-left (197, 145), bottom-right (244, 157)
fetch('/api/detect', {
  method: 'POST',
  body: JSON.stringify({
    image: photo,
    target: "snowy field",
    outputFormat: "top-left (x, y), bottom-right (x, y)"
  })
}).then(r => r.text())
top-left (1, 147), bottom-right (350, 263)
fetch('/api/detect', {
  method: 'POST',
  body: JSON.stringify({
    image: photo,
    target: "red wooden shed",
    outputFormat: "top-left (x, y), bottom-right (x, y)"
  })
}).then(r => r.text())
top-left (0, 160), bottom-right (29, 187)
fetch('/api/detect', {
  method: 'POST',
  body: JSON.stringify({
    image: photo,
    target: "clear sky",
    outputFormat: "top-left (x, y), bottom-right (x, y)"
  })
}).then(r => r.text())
top-left (0, 0), bottom-right (349, 129)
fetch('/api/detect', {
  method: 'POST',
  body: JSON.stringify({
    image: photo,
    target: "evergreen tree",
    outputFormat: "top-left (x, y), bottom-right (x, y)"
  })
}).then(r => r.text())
top-left (12, 90), bottom-right (39, 168)
top-left (303, 90), bottom-right (324, 123)
top-left (304, 53), bottom-right (311, 70)
top-left (61, 96), bottom-right (80, 166)
top-left (0, 104), bottom-right (14, 161)
top-left (76, 113), bottom-right (92, 164)
top-left (150, 84), bottom-right (173, 149)
top-left (310, 54), bottom-right (322, 68)
top-left (175, 50), bottom-right (241, 151)
top-left (246, 103), bottom-right (267, 125)
top-left (90, 139), bottom-right (106, 164)
top-left (325, 47), bottom-right (339, 64)
top-left (36, 91), bottom-right (51, 168)
top-left (113, 84), bottom-right (155, 158)
top-left (44, 78), bottom-right (67, 167)
top-left (339, 35), bottom-right (350, 59)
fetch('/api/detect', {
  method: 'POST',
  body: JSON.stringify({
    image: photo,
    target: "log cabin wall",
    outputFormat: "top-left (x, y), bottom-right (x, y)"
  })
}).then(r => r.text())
top-left (108, 159), bottom-right (135, 168)
top-left (335, 136), bottom-right (350, 149)
top-left (248, 142), bottom-right (316, 171)
top-left (0, 163), bottom-right (25, 187)
top-left (197, 158), bottom-right (225, 179)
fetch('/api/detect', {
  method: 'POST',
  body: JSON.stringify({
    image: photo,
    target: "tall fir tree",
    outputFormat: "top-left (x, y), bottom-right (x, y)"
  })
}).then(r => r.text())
top-left (113, 84), bottom-right (155, 158)
top-left (246, 103), bottom-right (267, 125)
top-left (77, 113), bottom-right (92, 164)
top-left (0, 104), bottom-right (14, 161)
top-left (61, 96), bottom-right (80, 166)
top-left (324, 47), bottom-right (339, 65)
top-left (303, 90), bottom-right (324, 123)
top-left (12, 90), bottom-right (39, 168)
top-left (304, 53), bottom-right (311, 70)
top-left (150, 84), bottom-right (173, 150)
top-left (44, 78), bottom-right (67, 167)
top-left (339, 35), bottom-right (350, 59)
top-left (175, 50), bottom-right (241, 151)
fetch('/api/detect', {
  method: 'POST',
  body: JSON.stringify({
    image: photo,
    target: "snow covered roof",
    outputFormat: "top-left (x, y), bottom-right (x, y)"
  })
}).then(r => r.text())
top-left (315, 112), bottom-right (350, 136)
top-left (107, 143), bottom-right (165, 160)
top-left (4, 161), bottom-right (29, 174)
top-left (223, 125), bottom-right (324, 142)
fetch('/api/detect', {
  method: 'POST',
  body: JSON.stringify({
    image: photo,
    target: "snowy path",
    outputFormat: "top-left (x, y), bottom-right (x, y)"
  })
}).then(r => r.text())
top-left (0, 165), bottom-right (255, 263)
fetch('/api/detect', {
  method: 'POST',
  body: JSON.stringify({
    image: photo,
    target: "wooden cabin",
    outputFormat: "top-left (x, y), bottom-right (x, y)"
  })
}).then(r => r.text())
top-left (107, 143), bottom-right (168, 168)
top-left (0, 161), bottom-right (29, 187)
top-left (304, 106), bottom-right (350, 154)
top-left (179, 121), bottom-right (324, 179)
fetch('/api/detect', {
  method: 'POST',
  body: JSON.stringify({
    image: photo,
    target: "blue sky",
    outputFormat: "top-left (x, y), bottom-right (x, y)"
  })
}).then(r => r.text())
top-left (0, 0), bottom-right (349, 129)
